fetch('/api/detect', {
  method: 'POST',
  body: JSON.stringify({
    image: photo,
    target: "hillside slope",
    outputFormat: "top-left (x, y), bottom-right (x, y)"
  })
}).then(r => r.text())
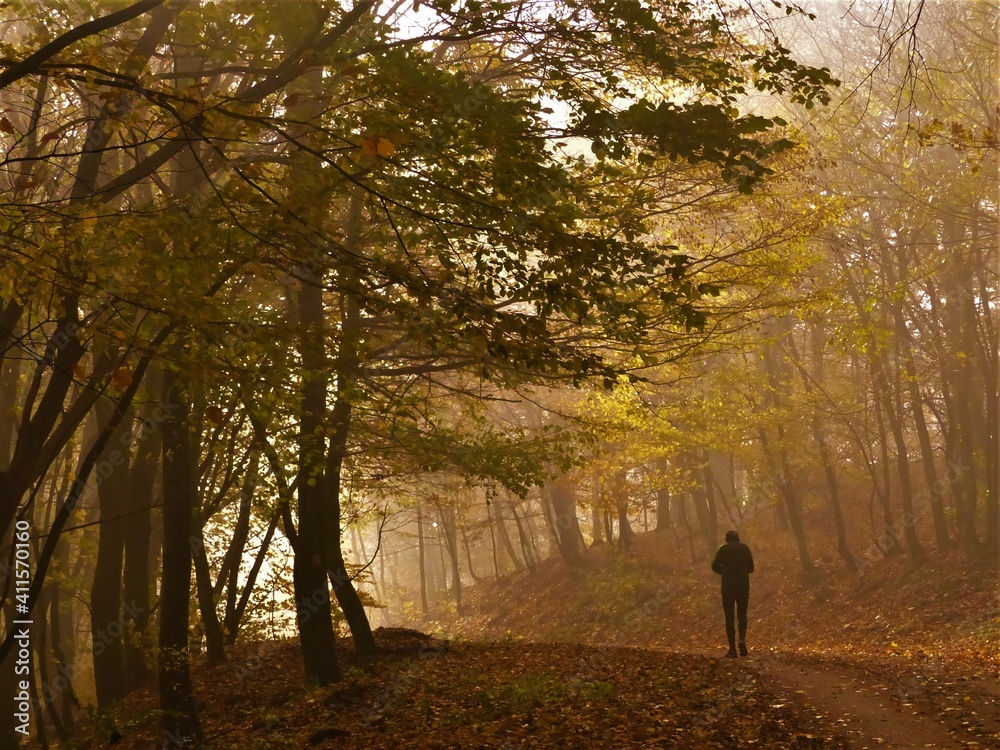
top-left (438, 530), bottom-right (1000, 746)
top-left (451, 531), bottom-right (998, 666)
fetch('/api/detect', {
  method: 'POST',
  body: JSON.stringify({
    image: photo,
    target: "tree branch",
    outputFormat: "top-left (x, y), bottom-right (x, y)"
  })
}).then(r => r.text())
top-left (0, 0), bottom-right (167, 91)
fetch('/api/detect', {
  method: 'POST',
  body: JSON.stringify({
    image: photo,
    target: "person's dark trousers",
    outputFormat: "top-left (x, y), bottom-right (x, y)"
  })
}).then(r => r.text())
top-left (722, 587), bottom-right (749, 648)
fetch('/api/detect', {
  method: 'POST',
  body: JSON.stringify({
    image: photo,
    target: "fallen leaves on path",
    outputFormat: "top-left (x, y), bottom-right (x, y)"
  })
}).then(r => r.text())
top-left (76, 631), bottom-right (848, 749)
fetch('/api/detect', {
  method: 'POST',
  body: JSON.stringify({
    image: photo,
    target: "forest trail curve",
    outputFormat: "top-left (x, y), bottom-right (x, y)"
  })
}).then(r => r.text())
top-left (753, 649), bottom-right (998, 749)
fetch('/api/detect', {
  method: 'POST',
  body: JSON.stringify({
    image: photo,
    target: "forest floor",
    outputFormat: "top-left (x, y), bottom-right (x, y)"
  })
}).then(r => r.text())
top-left (74, 531), bottom-right (998, 749)
top-left (78, 631), bottom-right (855, 749)
top-left (76, 627), bottom-right (997, 750)
top-left (440, 530), bottom-right (1000, 749)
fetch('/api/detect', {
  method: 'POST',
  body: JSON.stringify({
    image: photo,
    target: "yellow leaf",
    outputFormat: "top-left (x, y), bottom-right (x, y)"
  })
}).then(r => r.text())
top-left (376, 137), bottom-right (396, 157)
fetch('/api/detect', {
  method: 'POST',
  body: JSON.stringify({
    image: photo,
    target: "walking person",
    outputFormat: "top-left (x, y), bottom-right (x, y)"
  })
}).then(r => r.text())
top-left (711, 530), bottom-right (754, 658)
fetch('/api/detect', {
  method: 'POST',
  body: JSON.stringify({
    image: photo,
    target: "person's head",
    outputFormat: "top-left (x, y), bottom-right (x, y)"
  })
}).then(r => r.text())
top-left (725, 530), bottom-right (740, 544)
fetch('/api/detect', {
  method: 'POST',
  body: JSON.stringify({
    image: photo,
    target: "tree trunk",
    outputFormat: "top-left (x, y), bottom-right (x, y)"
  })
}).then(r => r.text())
top-left (123, 403), bottom-right (158, 690)
top-left (225, 510), bottom-right (280, 645)
top-left (508, 499), bottom-right (536, 569)
top-left (0, 331), bottom-right (22, 469)
top-left (603, 508), bottom-right (614, 546)
top-left (294, 263), bottom-right (341, 686)
top-left (793, 330), bottom-right (857, 569)
top-left (43, 455), bottom-right (77, 735)
top-left (941, 215), bottom-right (982, 557)
top-left (591, 503), bottom-right (604, 543)
top-left (191, 527), bottom-right (226, 665)
top-left (871, 378), bottom-right (903, 556)
top-left (760, 321), bottom-right (815, 573)
top-left (816, 427), bottom-right (858, 569)
top-left (36, 586), bottom-right (69, 744)
top-left (90, 395), bottom-right (132, 708)
top-left (378, 534), bottom-right (388, 625)
top-left (50, 526), bottom-right (77, 732)
top-left (677, 494), bottom-right (699, 563)
top-left (887, 363), bottom-right (925, 559)
top-left (487, 497), bottom-right (501, 577)
top-left (416, 505), bottom-right (429, 615)
top-left (220, 452), bottom-right (258, 642)
top-left (324, 195), bottom-right (376, 656)
top-left (973, 238), bottom-right (999, 557)
top-left (616, 498), bottom-right (636, 553)
top-left (158, 368), bottom-right (203, 746)
top-left (492, 501), bottom-right (522, 571)
top-left (654, 485), bottom-right (672, 534)
top-left (460, 523), bottom-right (482, 583)
top-left (439, 506), bottom-right (463, 615)
top-left (546, 480), bottom-right (585, 563)
top-left (909, 370), bottom-right (952, 551)
top-left (689, 457), bottom-right (717, 556)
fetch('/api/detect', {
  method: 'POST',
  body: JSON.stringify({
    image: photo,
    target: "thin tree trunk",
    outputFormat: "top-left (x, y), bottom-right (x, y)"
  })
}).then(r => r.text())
top-left (689, 457), bottom-right (717, 555)
top-left (871, 382), bottom-right (903, 556)
top-left (616, 498), bottom-right (636, 553)
top-left (508, 499), bottom-right (536, 570)
top-left (759, 320), bottom-right (815, 573)
top-left (378, 532), bottom-right (388, 623)
top-left (416, 505), bottom-right (429, 615)
top-left (941, 215), bottom-right (981, 557)
top-left (487, 498), bottom-right (501, 577)
top-left (460, 523), bottom-right (482, 583)
top-left (909, 372), bottom-right (952, 551)
top-left (191, 526), bottom-right (226, 665)
top-left (123, 402), bottom-right (158, 690)
top-left (493, 501), bottom-right (522, 571)
top-left (676, 494), bottom-right (698, 563)
top-left (874, 352), bottom-right (925, 559)
top-left (324, 195), bottom-right (376, 656)
top-left (220, 453), bottom-right (258, 641)
top-left (36, 587), bottom-right (68, 744)
top-left (50, 527), bottom-right (76, 732)
top-left (225, 510), bottom-right (280, 645)
top-left (439, 507), bottom-right (462, 615)
top-left (792, 333), bottom-right (857, 570)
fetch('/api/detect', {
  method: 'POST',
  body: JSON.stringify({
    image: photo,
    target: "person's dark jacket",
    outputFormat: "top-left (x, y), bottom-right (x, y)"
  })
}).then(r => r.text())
top-left (711, 542), bottom-right (754, 593)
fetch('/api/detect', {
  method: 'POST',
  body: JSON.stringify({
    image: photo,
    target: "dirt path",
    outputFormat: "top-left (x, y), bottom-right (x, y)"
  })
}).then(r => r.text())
top-left (756, 650), bottom-right (995, 749)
